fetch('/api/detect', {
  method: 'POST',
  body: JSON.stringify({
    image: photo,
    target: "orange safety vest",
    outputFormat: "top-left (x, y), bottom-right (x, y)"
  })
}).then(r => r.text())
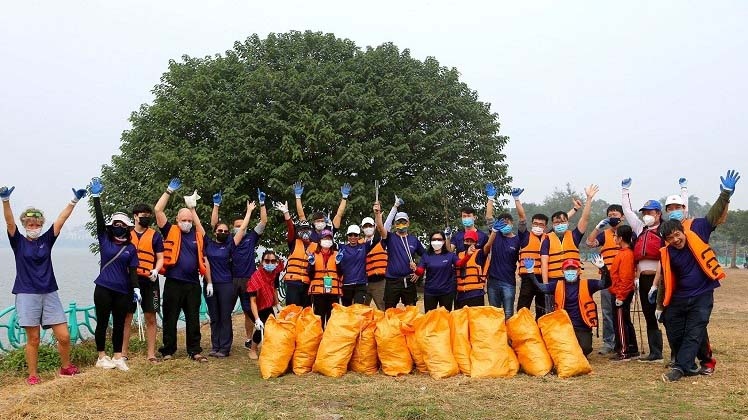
top-left (554, 278), bottom-right (598, 329)
top-left (160, 225), bottom-right (206, 276)
top-left (131, 228), bottom-right (157, 277)
top-left (547, 230), bottom-right (580, 279)
top-left (660, 226), bottom-right (724, 307)
top-left (456, 251), bottom-right (484, 292)
top-left (365, 241), bottom-right (388, 277)
top-left (285, 240), bottom-right (317, 284)
top-left (600, 229), bottom-right (620, 269)
top-left (309, 251), bottom-right (341, 295)
top-left (519, 233), bottom-right (545, 275)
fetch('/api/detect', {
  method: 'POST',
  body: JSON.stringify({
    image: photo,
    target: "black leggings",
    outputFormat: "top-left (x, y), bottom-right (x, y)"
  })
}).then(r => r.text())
top-left (424, 292), bottom-right (455, 312)
top-left (312, 294), bottom-right (340, 329)
top-left (94, 285), bottom-right (131, 353)
top-left (252, 307), bottom-right (274, 344)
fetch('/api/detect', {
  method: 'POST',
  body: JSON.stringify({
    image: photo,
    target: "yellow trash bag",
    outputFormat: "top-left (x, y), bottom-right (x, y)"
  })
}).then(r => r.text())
top-left (259, 315), bottom-right (297, 379)
top-left (349, 308), bottom-right (383, 375)
top-left (397, 306), bottom-right (429, 374)
top-left (506, 307), bottom-right (553, 376)
top-left (292, 307), bottom-right (323, 375)
top-left (313, 304), bottom-right (366, 377)
top-left (414, 307), bottom-right (458, 379)
top-left (451, 307), bottom-right (472, 375)
top-left (375, 308), bottom-right (413, 376)
top-left (538, 309), bottom-right (592, 378)
top-left (278, 304), bottom-right (303, 321)
top-left (467, 306), bottom-right (519, 378)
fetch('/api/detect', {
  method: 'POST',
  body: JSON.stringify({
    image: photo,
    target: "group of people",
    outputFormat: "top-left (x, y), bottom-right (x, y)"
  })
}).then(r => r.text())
top-left (1, 168), bottom-right (739, 384)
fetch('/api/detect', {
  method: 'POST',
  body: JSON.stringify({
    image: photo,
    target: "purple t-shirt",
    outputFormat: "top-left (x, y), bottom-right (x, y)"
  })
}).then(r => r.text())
top-left (9, 226), bottom-right (59, 294)
top-left (418, 251), bottom-right (459, 296)
top-left (231, 230), bottom-right (261, 278)
top-left (339, 242), bottom-right (373, 285)
top-left (381, 233), bottom-right (425, 278)
top-left (204, 234), bottom-right (234, 284)
top-left (452, 229), bottom-right (489, 253)
top-left (95, 233), bottom-right (139, 295)
top-left (487, 232), bottom-right (527, 283)
top-left (160, 222), bottom-right (200, 283)
top-left (668, 218), bottom-right (719, 300)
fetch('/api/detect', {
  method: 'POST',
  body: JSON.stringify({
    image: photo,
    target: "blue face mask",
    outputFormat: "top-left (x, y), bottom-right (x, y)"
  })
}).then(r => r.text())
top-left (500, 225), bottom-right (512, 235)
top-left (554, 223), bottom-right (569, 234)
top-left (668, 210), bottom-right (684, 221)
top-left (462, 217), bottom-right (475, 227)
top-left (563, 270), bottom-right (578, 282)
top-left (263, 263), bottom-right (277, 272)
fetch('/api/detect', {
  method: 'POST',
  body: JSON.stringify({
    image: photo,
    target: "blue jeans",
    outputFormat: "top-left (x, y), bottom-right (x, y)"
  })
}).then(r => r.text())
top-left (600, 288), bottom-right (615, 350)
top-left (487, 277), bottom-right (515, 318)
top-left (663, 291), bottom-right (713, 373)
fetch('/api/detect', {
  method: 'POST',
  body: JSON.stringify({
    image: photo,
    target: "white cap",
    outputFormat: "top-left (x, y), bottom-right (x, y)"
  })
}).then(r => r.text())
top-left (108, 212), bottom-right (134, 227)
top-left (361, 217), bottom-right (375, 227)
top-left (665, 195), bottom-right (685, 207)
top-left (347, 225), bottom-right (361, 235)
top-left (395, 212), bottom-right (409, 222)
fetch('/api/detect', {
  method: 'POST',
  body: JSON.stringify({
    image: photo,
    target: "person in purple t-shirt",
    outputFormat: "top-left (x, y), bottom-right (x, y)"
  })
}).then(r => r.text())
top-left (414, 231), bottom-right (462, 312)
top-left (2, 184), bottom-right (86, 385)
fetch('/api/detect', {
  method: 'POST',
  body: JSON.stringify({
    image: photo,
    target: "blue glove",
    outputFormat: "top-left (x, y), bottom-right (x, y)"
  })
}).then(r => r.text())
top-left (444, 226), bottom-right (453, 238)
top-left (307, 253), bottom-right (315, 265)
top-left (511, 188), bottom-right (524, 199)
top-left (679, 177), bottom-right (687, 188)
top-left (335, 249), bottom-right (344, 264)
top-left (212, 191), bottom-right (222, 206)
top-left (522, 258), bottom-right (535, 271)
top-left (596, 218), bottom-right (611, 230)
top-left (167, 178), bottom-right (182, 193)
top-left (648, 286), bottom-right (658, 305)
top-left (257, 188), bottom-right (266, 205)
top-left (492, 219), bottom-right (507, 233)
top-left (394, 194), bottom-right (404, 207)
top-left (89, 178), bottom-right (104, 197)
top-left (485, 183), bottom-right (496, 200)
top-left (0, 186), bottom-right (15, 202)
top-left (72, 188), bottom-right (87, 201)
top-left (341, 183), bottom-right (352, 199)
top-left (293, 181), bottom-right (304, 198)
top-left (720, 170), bottom-right (740, 195)
top-left (621, 178), bottom-right (632, 189)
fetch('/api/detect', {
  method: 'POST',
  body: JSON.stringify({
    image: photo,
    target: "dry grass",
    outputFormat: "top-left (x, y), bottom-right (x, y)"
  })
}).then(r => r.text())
top-left (1, 268), bottom-right (747, 420)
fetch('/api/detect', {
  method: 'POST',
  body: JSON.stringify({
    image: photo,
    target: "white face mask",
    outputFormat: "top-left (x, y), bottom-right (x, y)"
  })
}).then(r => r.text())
top-left (26, 227), bottom-right (42, 239)
top-left (178, 221), bottom-right (193, 233)
top-left (320, 239), bottom-right (333, 249)
top-left (531, 226), bottom-right (544, 236)
top-left (643, 215), bottom-right (656, 227)
top-left (430, 240), bottom-right (444, 251)
top-left (314, 222), bottom-right (326, 231)
top-left (363, 227), bottom-right (375, 237)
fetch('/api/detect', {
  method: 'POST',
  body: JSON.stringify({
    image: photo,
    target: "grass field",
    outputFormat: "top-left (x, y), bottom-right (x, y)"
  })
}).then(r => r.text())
top-left (1, 267), bottom-right (747, 420)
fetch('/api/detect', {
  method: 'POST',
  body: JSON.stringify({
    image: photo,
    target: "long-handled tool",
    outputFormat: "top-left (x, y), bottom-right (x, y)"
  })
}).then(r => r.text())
top-left (136, 300), bottom-right (145, 342)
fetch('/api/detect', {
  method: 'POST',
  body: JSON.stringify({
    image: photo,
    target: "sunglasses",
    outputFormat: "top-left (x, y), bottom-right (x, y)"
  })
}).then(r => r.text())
top-left (24, 211), bottom-right (42, 218)
top-left (216, 229), bottom-right (230, 233)
top-left (430, 237), bottom-right (444, 241)
top-left (347, 233), bottom-right (359, 237)
top-left (263, 259), bottom-right (277, 263)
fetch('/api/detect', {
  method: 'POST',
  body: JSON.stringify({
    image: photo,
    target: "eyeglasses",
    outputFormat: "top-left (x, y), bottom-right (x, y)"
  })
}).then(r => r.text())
top-left (24, 211), bottom-right (42, 218)
top-left (263, 259), bottom-right (277, 263)
top-left (216, 229), bottom-right (229, 233)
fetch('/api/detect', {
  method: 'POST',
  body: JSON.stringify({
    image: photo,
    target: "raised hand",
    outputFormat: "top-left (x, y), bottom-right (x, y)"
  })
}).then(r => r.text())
top-left (511, 187), bottom-right (524, 199)
top-left (678, 177), bottom-right (687, 188)
top-left (720, 170), bottom-right (740, 195)
top-left (257, 188), bottom-right (266, 205)
top-left (596, 218), bottom-right (610, 230)
top-left (274, 201), bottom-right (289, 213)
top-left (522, 258), bottom-right (535, 272)
top-left (167, 178), bottom-right (182, 193)
top-left (212, 191), bottom-right (222, 206)
top-left (247, 200), bottom-right (257, 213)
top-left (340, 183), bottom-right (352, 199)
top-left (293, 181), bottom-right (304, 199)
top-left (89, 177), bottom-right (104, 197)
top-left (0, 186), bottom-right (15, 202)
top-left (572, 197), bottom-right (583, 210)
top-left (590, 254), bottom-right (605, 269)
top-left (485, 182), bottom-right (497, 201)
top-left (621, 178), bottom-right (632, 189)
top-left (394, 194), bottom-right (404, 208)
top-left (72, 187), bottom-right (87, 201)
top-left (184, 190), bottom-right (200, 209)
top-left (584, 184), bottom-right (599, 200)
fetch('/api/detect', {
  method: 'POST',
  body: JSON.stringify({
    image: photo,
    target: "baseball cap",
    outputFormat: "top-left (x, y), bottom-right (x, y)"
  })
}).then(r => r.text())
top-left (395, 212), bottom-right (409, 222)
top-left (561, 259), bottom-right (581, 270)
top-left (346, 225), bottom-right (361, 235)
top-left (464, 230), bottom-right (478, 242)
top-left (319, 229), bottom-right (334, 238)
top-left (361, 217), bottom-right (375, 227)
top-left (108, 212), bottom-right (134, 227)
top-left (665, 195), bottom-right (685, 207)
top-left (639, 200), bottom-right (662, 212)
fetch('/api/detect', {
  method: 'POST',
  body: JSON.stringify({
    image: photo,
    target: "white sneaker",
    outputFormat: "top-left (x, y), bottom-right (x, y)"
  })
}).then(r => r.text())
top-left (96, 356), bottom-right (116, 369)
top-left (111, 357), bottom-right (130, 371)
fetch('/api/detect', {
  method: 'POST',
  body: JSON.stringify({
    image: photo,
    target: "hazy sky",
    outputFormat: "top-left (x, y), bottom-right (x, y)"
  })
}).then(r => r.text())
top-left (1, 1), bottom-right (746, 226)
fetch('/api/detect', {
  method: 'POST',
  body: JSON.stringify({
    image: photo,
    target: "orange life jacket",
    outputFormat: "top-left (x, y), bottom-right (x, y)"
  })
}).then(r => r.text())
top-left (455, 251), bottom-right (484, 292)
top-left (131, 228), bottom-right (157, 277)
top-left (364, 240), bottom-right (388, 277)
top-left (519, 233), bottom-right (545, 275)
top-left (660, 226), bottom-right (725, 307)
top-left (160, 225), bottom-right (206, 275)
top-left (309, 251), bottom-right (341, 295)
top-left (547, 230), bottom-right (580, 279)
top-left (600, 229), bottom-right (620, 269)
top-left (285, 239), bottom-right (317, 284)
top-left (554, 278), bottom-right (598, 329)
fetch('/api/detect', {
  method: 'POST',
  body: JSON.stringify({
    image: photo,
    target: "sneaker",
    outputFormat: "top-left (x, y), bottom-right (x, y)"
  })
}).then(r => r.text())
top-left (214, 352), bottom-right (228, 358)
top-left (26, 375), bottom-right (41, 385)
top-left (699, 366), bottom-right (715, 376)
top-left (59, 364), bottom-right (80, 376)
top-left (638, 353), bottom-right (664, 363)
top-left (162, 354), bottom-right (173, 361)
top-left (662, 368), bottom-right (684, 382)
top-left (208, 350), bottom-right (218, 357)
top-left (598, 346), bottom-right (614, 355)
top-left (96, 356), bottom-right (116, 369)
top-left (112, 357), bottom-right (130, 371)
top-left (610, 353), bottom-right (639, 362)
top-left (244, 339), bottom-right (252, 349)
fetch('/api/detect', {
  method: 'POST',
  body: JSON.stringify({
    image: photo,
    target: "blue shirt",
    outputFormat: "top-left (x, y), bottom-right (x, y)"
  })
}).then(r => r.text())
top-left (95, 233), bottom-right (138, 295)
top-left (338, 242), bottom-right (372, 285)
top-left (488, 232), bottom-right (527, 283)
top-left (668, 218), bottom-right (719, 300)
top-left (9, 226), bottom-right (59, 294)
top-left (160, 222), bottom-right (200, 283)
top-left (231, 230), bottom-right (261, 278)
top-left (452, 229), bottom-right (489, 253)
top-left (204, 234), bottom-right (234, 284)
top-left (418, 251), bottom-right (459, 295)
top-left (381, 233), bottom-right (425, 278)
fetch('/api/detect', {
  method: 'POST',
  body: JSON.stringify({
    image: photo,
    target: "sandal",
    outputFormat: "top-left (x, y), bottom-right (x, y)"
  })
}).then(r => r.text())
top-left (191, 354), bottom-right (208, 363)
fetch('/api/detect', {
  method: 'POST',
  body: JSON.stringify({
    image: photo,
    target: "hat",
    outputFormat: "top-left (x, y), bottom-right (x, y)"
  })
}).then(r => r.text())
top-left (639, 200), bottom-right (662, 212)
top-left (320, 229), bottom-right (334, 238)
top-left (395, 212), bottom-right (409, 222)
top-left (561, 259), bottom-right (581, 270)
top-left (361, 217), bottom-right (375, 227)
top-left (665, 195), bottom-right (685, 207)
top-left (464, 230), bottom-right (478, 242)
top-left (346, 225), bottom-right (361, 235)
top-left (108, 212), bottom-right (134, 227)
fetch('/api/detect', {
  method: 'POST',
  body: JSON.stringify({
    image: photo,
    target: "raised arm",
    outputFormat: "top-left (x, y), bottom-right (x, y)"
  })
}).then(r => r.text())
top-left (678, 177), bottom-right (689, 219)
top-left (210, 191), bottom-right (222, 229)
top-left (293, 181), bottom-right (306, 221)
top-left (567, 197), bottom-right (582, 220)
top-left (1, 186), bottom-right (17, 236)
top-left (482, 225), bottom-right (498, 255)
top-left (577, 184), bottom-right (599, 234)
top-left (621, 177), bottom-right (644, 235)
top-left (184, 190), bottom-right (206, 237)
top-left (706, 170), bottom-right (740, 228)
top-left (374, 201), bottom-right (387, 240)
top-left (54, 186), bottom-right (87, 236)
top-left (384, 194), bottom-right (402, 232)
top-left (332, 183), bottom-right (351, 229)
top-left (485, 182), bottom-right (497, 224)
top-left (513, 188), bottom-right (526, 223)
top-left (258, 190), bottom-right (268, 231)
top-left (90, 177), bottom-right (105, 235)
top-left (233, 201), bottom-right (256, 245)
top-left (155, 178), bottom-right (181, 229)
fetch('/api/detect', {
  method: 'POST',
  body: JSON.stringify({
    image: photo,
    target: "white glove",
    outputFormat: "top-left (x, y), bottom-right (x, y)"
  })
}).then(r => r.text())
top-left (205, 283), bottom-right (214, 297)
top-left (272, 304), bottom-right (283, 317)
top-left (274, 201), bottom-right (289, 213)
top-left (254, 319), bottom-right (264, 331)
top-left (596, 218), bottom-right (610, 230)
top-left (133, 288), bottom-right (142, 303)
top-left (394, 194), bottom-right (404, 208)
top-left (184, 190), bottom-right (200, 209)
top-left (590, 254), bottom-right (605, 269)
top-left (634, 278), bottom-right (639, 290)
top-left (149, 269), bottom-right (159, 282)
top-left (615, 299), bottom-right (623, 307)
top-left (655, 309), bottom-right (663, 321)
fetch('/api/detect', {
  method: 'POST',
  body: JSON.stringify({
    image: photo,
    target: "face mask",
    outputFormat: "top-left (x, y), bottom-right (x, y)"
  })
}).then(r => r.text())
top-left (231, 227), bottom-right (240, 235)
top-left (431, 240), bottom-right (444, 251)
top-left (314, 222), bottom-right (326, 231)
top-left (500, 225), bottom-right (512, 235)
top-left (26, 228), bottom-right (42, 239)
top-left (363, 227), bottom-right (375, 236)
top-left (643, 215), bottom-right (656, 227)
top-left (554, 223), bottom-right (568, 234)
top-left (531, 226), bottom-right (544, 236)
top-left (462, 217), bottom-right (474, 227)
top-left (299, 231), bottom-right (311, 241)
top-left (178, 221), bottom-right (193, 233)
top-left (216, 233), bottom-right (229, 242)
top-left (320, 239), bottom-right (333, 249)
top-left (608, 217), bottom-right (621, 227)
top-left (668, 210), bottom-right (684, 221)
top-left (263, 263), bottom-right (277, 272)
top-left (111, 226), bottom-right (129, 239)
top-left (137, 216), bottom-right (152, 228)
top-left (563, 270), bottom-right (578, 282)
top-left (395, 224), bottom-right (408, 233)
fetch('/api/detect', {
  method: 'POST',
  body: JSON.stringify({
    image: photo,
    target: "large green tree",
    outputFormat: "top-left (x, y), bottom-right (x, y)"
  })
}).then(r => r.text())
top-left (97, 31), bottom-right (510, 245)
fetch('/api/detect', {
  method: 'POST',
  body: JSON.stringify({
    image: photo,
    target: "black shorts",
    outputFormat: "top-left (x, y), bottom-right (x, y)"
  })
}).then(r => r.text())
top-left (128, 276), bottom-right (160, 314)
top-left (233, 277), bottom-right (251, 313)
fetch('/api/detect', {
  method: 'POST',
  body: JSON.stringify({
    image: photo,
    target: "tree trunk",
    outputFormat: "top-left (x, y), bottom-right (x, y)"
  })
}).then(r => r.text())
top-left (730, 241), bottom-right (738, 268)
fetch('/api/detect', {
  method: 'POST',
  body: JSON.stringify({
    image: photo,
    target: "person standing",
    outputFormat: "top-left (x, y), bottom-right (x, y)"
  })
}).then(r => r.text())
top-left (361, 216), bottom-right (387, 310)
top-left (308, 230), bottom-right (343, 327)
top-left (608, 225), bottom-right (639, 361)
top-left (337, 225), bottom-right (373, 306)
top-left (246, 249), bottom-right (284, 360)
